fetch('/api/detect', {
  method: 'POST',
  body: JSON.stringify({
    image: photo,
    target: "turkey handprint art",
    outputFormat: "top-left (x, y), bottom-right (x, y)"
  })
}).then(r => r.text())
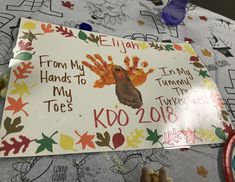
top-left (82, 54), bottom-right (154, 109)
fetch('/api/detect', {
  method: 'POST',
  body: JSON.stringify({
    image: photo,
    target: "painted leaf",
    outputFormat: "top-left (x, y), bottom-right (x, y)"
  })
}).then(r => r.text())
top-left (223, 122), bottom-right (234, 135)
top-left (196, 128), bottom-right (218, 142)
top-left (149, 42), bottom-right (164, 50)
top-left (221, 110), bottom-right (229, 121)
top-left (212, 126), bottom-right (226, 141)
top-left (20, 31), bottom-right (37, 42)
top-left (112, 128), bottom-right (125, 149)
top-left (13, 62), bottom-right (34, 82)
top-left (163, 128), bottom-right (183, 146)
top-left (138, 42), bottom-right (149, 50)
top-left (189, 56), bottom-right (199, 61)
top-left (193, 62), bottom-right (205, 68)
top-left (14, 52), bottom-right (35, 61)
top-left (210, 91), bottom-right (224, 110)
top-left (22, 22), bottom-right (37, 30)
top-left (18, 40), bottom-right (33, 51)
top-left (10, 81), bottom-right (31, 97)
top-left (173, 43), bottom-right (183, 51)
top-left (95, 131), bottom-right (112, 149)
top-left (0, 135), bottom-right (32, 156)
top-left (201, 49), bottom-right (212, 57)
top-left (78, 30), bottom-right (88, 43)
top-left (198, 69), bottom-right (210, 78)
top-left (41, 23), bottom-right (54, 33)
top-left (199, 16), bottom-right (208, 21)
top-left (197, 166), bottom-right (208, 177)
top-left (2, 117), bottom-right (24, 140)
top-left (202, 79), bottom-right (215, 89)
top-left (55, 25), bottom-right (75, 38)
top-left (35, 131), bottom-right (58, 153)
top-left (60, 133), bottom-right (76, 151)
top-left (5, 97), bottom-right (28, 116)
top-left (164, 44), bottom-right (175, 51)
top-left (88, 33), bottom-right (99, 46)
top-left (183, 43), bottom-right (196, 55)
top-left (181, 127), bottom-right (196, 143)
top-left (126, 129), bottom-right (145, 148)
top-left (184, 37), bottom-right (193, 43)
top-left (146, 128), bottom-right (162, 145)
top-left (62, 1), bottom-right (74, 9)
top-left (75, 130), bottom-right (95, 150)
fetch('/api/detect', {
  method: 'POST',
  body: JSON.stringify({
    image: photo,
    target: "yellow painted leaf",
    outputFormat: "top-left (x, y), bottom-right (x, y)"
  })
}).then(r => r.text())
top-left (138, 42), bottom-right (149, 50)
top-left (9, 81), bottom-right (31, 97)
top-left (197, 166), bottom-right (208, 177)
top-left (126, 129), bottom-right (145, 148)
top-left (201, 49), bottom-right (212, 57)
top-left (196, 128), bottom-right (218, 142)
top-left (202, 79), bottom-right (215, 89)
top-left (183, 43), bottom-right (197, 56)
top-left (60, 134), bottom-right (77, 151)
top-left (22, 21), bottom-right (37, 30)
top-left (137, 20), bottom-right (145, 25)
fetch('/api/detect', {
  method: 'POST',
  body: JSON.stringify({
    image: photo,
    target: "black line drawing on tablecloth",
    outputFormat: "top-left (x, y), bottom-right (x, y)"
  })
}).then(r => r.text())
top-left (123, 33), bottom-right (159, 42)
top-left (224, 69), bottom-right (235, 94)
top-left (85, 0), bottom-right (126, 26)
top-left (216, 18), bottom-right (232, 28)
top-left (208, 33), bottom-right (233, 57)
top-left (11, 157), bottom-right (54, 182)
top-left (140, 10), bottom-right (179, 38)
top-left (224, 98), bottom-right (235, 121)
top-left (6, 0), bottom-right (63, 18)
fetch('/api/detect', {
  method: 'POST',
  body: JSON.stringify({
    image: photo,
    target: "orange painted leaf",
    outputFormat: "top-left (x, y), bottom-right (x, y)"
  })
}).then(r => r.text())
top-left (75, 130), bottom-right (95, 150)
top-left (5, 97), bottom-right (29, 116)
top-left (41, 23), bottom-right (54, 33)
top-left (173, 43), bottom-right (183, 51)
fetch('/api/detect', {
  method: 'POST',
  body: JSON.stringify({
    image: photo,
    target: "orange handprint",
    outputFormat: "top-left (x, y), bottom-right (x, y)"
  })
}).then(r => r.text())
top-left (82, 54), bottom-right (154, 88)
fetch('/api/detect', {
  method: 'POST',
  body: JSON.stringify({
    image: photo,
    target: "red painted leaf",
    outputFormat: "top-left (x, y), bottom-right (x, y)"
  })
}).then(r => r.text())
top-left (55, 25), bottom-right (75, 38)
top-left (62, 1), bottom-right (74, 9)
top-left (13, 62), bottom-right (34, 82)
top-left (0, 135), bottom-right (32, 156)
top-left (184, 37), bottom-right (193, 43)
top-left (199, 16), bottom-right (208, 21)
top-left (18, 40), bottom-right (33, 51)
top-left (5, 97), bottom-right (29, 116)
top-left (75, 130), bottom-right (95, 150)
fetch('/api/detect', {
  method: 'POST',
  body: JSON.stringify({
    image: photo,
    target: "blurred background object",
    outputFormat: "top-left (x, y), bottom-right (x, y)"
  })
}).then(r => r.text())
top-left (190, 0), bottom-right (235, 20)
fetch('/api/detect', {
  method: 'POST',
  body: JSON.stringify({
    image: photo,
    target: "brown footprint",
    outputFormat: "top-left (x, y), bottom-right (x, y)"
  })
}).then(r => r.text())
top-left (112, 65), bottom-right (143, 109)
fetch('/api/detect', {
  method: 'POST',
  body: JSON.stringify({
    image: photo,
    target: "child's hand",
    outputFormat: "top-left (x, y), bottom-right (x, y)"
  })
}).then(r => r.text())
top-left (140, 167), bottom-right (168, 182)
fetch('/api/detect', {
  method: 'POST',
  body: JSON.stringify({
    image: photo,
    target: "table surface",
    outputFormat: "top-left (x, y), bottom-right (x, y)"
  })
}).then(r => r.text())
top-left (0, 0), bottom-right (235, 182)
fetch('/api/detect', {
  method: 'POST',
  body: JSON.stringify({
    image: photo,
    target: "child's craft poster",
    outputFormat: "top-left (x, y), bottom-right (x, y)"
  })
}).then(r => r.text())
top-left (0, 17), bottom-right (233, 157)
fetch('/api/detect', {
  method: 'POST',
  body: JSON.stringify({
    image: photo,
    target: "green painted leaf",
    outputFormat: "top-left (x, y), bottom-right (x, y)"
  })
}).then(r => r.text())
top-left (15, 52), bottom-right (35, 61)
top-left (78, 30), bottom-right (88, 43)
top-left (199, 69), bottom-right (210, 78)
top-left (20, 31), bottom-right (37, 42)
top-left (164, 44), bottom-right (175, 51)
top-left (193, 62), bottom-right (205, 68)
top-left (146, 128), bottom-right (162, 145)
top-left (215, 127), bottom-right (226, 141)
top-left (35, 132), bottom-right (58, 153)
